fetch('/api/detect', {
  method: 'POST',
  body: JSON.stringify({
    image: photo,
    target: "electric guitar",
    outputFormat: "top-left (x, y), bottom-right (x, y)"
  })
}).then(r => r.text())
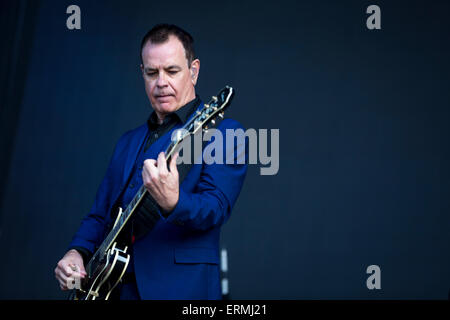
top-left (69, 86), bottom-right (235, 300)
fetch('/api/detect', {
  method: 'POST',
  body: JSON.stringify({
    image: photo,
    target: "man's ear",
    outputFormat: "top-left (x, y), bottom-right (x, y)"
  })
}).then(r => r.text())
top-left (190, 59), bottom-right (200, 85)
top-left (140, 64), bottom-right (145, 76)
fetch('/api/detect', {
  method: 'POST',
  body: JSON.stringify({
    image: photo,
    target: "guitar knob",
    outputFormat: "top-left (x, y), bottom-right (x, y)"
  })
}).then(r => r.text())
top-left (211, 119), bottom-right (215, 125)
top-left (218, 113), bottom-right (224, 119)
top-left (212, 96), bottom-right (218, 101)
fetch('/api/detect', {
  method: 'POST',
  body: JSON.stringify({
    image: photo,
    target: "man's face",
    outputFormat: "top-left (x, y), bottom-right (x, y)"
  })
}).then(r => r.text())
top-left (141, 35), bottom-right (199, 122)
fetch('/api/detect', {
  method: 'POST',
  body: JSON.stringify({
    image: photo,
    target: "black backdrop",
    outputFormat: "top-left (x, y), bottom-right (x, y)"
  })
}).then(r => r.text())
top-left (0, 0), bottom-right (449, 299)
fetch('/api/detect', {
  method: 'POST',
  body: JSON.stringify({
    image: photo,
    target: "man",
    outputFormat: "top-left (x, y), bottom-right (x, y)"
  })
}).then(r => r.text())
top-left (54, 24), bottom-right (247, 299)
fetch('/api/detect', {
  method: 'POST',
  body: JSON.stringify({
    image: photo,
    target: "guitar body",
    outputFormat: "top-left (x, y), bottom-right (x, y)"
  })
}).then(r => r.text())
top-left (75, 244), bottom-right (130, 300)
top-left (69, 208), bottom-right (130, 300)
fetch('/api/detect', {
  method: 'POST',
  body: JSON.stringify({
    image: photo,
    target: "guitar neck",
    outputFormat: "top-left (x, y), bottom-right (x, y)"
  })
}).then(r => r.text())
top-left (86, 144), bottom-right (177, 273)
top-left (85, 186), bottom-right (144, 271)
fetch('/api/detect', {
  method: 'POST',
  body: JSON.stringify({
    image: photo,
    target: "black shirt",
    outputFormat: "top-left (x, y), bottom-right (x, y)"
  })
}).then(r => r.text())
top-left (144, 95), bottom-right (201, 152)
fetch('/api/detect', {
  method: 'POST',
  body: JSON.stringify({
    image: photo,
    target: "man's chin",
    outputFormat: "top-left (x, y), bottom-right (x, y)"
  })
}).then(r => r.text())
top-left (152, 102), bottom-right (178, 114)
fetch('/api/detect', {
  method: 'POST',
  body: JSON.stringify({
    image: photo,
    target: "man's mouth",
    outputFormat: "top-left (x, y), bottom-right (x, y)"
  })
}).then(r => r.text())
top-left (154, 94), bottom-right (174, 103)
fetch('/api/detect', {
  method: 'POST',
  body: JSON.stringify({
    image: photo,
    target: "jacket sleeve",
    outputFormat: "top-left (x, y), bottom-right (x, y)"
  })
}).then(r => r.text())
top-left (163, 119), bottom-right (248, 231)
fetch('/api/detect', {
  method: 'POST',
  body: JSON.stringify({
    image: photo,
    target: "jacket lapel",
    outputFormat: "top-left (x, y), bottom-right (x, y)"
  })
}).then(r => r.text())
top-left (121, 124), bottom-right (149, 188)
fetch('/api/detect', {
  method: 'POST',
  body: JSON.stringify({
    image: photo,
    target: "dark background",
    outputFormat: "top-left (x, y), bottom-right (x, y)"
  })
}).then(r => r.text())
top-left (0, 0), bottom-right (449, 299)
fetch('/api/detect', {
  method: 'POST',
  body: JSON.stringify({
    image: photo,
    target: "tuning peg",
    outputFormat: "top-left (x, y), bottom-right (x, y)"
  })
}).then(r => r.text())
top-left (218, 112), bottom-right (224, 119)
top-left (212, 96), bottom-right (218, 102)
top-left (211, 119), bottom-right (215, 125)
top-left (204, 104), bottom-right (210, 108)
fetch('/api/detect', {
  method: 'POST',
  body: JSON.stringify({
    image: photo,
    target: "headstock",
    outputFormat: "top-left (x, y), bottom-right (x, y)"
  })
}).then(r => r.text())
top-left (166, 86), bottom-right (235, 159)
top-left (187, 86), bottom-right (235, 134)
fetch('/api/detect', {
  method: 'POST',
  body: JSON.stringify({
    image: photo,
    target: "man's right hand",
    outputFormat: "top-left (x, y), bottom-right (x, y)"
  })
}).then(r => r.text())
top-left (54, 249), bottom-right (87, 290)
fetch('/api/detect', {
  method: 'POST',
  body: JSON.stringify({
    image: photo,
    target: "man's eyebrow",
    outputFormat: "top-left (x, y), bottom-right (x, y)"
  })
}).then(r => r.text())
top-left (144, 65), bottom-right (181, 72)
top-left (144, 67), bottom-right (157, 72)
top-left (165, 65), bottom-right (181, 70)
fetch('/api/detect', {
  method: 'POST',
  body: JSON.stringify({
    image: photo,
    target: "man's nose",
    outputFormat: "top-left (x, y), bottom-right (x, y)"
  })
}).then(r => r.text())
top-left (156, 72), bottom-right (168, 87)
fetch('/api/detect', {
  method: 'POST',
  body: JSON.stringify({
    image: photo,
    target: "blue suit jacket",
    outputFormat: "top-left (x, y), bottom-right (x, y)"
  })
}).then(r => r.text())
top-left (68, 109), bottom-right (247, 299)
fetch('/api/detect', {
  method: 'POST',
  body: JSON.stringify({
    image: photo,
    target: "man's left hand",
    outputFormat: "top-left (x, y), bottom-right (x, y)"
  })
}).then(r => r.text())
top-left (142, 151), bottom-right (179, 213)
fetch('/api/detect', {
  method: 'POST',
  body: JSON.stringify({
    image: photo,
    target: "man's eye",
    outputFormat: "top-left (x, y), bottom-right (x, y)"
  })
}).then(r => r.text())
top-left (168, 70), bottom-right (178, 75)
top-left (146, 72), bottom-right (156, 76)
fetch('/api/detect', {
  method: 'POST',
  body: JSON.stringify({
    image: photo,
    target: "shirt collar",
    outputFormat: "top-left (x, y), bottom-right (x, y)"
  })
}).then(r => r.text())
top-left (147, 94), bottom-right (201, 131)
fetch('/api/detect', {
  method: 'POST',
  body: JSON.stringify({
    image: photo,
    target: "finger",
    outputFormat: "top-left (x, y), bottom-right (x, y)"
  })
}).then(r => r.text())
top-left (146, 158), bottom-right (157, 165)
top-left (147, 160), bottom-right (160, 181)
top-left (142, 159), bottom-right (158, 183)
top-left (65, 265), bottom-right (75, 276)
top-left (143, 159), bottom-right (157, 171)
top-left (142, 166), bottom-right (156, 190)
top-left (77, 265), bottom-right (87, 276)
top-left (72, 272), bottom-right (86, 280)
top-left (57, 261), bottom-right (72, 277)
top-left (157, 152), bottom-right (169, 175)
top-left (57, 269), bottom-right (84, 290)
top-left (142, 166), bottom-right (150, 185)
top-left (55, 272), bottom-right (69, 290)
top-left (169, 152), bottom-right (179, 176)
top-left (69, 264), bottom-right (87, 278)
top-left (69, 262), bottom-right (86, 273)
